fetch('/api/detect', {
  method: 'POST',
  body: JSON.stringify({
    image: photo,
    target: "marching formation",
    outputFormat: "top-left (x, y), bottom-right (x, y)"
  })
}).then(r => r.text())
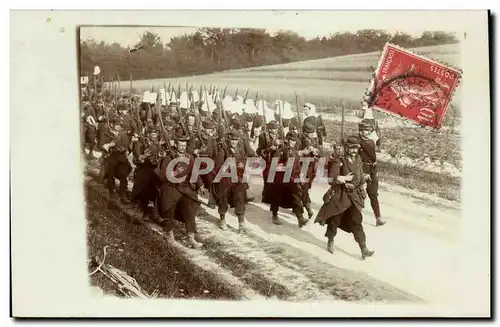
top-left (81, 79), bottom-right (386, 260)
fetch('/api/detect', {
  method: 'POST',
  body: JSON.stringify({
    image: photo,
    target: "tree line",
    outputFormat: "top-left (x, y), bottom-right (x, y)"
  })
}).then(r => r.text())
top-left (79, 28), bottom-right (458, 81)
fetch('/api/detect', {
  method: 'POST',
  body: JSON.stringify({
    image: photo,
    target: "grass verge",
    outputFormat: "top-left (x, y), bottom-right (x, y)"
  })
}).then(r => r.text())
top-left (85, 178), bottom-right (244, 300)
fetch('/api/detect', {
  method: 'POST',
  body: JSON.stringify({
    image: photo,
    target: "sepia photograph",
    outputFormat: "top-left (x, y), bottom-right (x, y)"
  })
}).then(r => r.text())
top-left (80, 24), bottom-right (467, 301)
top-left (10, 9), bottom-right (491, 318)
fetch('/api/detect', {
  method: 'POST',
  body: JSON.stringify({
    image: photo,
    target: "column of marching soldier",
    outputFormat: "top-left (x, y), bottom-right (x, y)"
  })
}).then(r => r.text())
top-left (81, 88), bottom-right (386, 260)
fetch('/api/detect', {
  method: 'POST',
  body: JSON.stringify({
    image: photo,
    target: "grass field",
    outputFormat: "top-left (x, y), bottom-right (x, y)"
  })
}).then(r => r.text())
top-left (116, 43), bottom-right (461, 113)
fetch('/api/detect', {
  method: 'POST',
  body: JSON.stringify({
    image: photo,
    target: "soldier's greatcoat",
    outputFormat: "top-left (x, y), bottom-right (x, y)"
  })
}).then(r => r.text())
top-left (157, 150), bottom-right (203, 233)
top-left (314, 154), bottom-right (367, 233)
top-left (213, 142), bottom-right (247, 216)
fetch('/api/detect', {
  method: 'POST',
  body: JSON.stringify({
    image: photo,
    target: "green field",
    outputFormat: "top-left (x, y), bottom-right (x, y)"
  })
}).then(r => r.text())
top-left (116, 43), bottom-right (461, 113)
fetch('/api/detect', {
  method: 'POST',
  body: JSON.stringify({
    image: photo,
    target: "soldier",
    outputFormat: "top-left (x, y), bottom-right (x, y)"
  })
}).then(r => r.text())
top-left (299, 117), bottom-right (321, 220)
top-left (262, 130), bottom-right (309, 227)
top-left (186, 112), bottom-right (197, 135)
top-left (248, 115), bottom-right (264, 152)
top-left (157, 128), bottom-right (204, 248)
top-left (99, 117), bottom-right (133, 204)
top-left (214, 129), bottom-right (250, 233)
top-left (82, 104), bottom-right (98, 158)
top-left (195, 118), bottom-right (218, 208)
top-left (231, 116), bottom-right (256, 203)
top-left (314, 135), bottom-right (375, 260)
top-left (358, 119), bottom-right (386, 226)
top-left (231, 117), bottom-right (256, 157)
top-left (258, 120), bottom-right (282, 219)
top-left (303, 103), bottom-right (327, 146)
top-left (130, 126), bottom-right (163, 220)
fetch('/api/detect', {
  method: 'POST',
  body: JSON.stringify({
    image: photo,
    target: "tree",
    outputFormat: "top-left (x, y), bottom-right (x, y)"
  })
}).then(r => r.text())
top-left (79, 28), bottom-right (459, 81)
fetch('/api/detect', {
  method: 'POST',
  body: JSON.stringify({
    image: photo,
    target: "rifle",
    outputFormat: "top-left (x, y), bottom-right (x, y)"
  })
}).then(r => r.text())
top-left (295, 91), bottom-right (302, 137)
top-left (203, 84), bottom-right (212, 116)
top-left (222, 85), bottom-right (227, 100)
top-left (194, 102), bottom-right (203, 150)
top-left (129, 74), bottom-right (133, 95)
top-left (278, 96), bottom-right (284, 143)
top-left (216, 101), bottom-right (229, 154)
top-left (261, 95), bottom-right (269, 144)
top-left (117, 74), bottom-right (121, 96)
top-left (234, 88), bottom-right (239, 100)
top-left (156, 103), bottom-right (175, 156)
top-left (243, 88), bottom-right (249, 103)
top-left (254, 92), bottom-right (259, 105)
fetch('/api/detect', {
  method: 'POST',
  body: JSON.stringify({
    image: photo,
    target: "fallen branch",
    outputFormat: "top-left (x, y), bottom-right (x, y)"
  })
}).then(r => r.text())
top-left (88, 246), bottom-right (159, 299)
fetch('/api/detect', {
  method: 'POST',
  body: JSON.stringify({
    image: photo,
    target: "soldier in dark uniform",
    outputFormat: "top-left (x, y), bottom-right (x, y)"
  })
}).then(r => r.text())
top-left (195, 118), bottom-right (218, 208)
top-left (257, 119), bottom-right (280, 187)
top-left (358, 120), bottom-right (386, 226)
top-left (82, 104), bottom-right (98, 158)
top-left (99, 117), bottom-right (133, 204)
top-left (230, 116), bottom-right (256, 203)
top-left (303, 103), bottom-right (327, 146)
top-left (314, 135), bottom-right (375, 260)
top-left (262, 130), bottom-right (309, 227)
top-left (299, 117), bottom-right (321, 219)
top-left (214, 129), bottom-right (250, 233)
top-left (157, 129), bottom-right (204, 248)
top-left (130, 126), bottom-right (163, 220)
top-left (186, 112), bottom-right (197, 135)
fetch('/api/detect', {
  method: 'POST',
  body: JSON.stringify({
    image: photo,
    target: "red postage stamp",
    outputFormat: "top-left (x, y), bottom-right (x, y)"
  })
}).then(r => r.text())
top-left (365, 43), bottom-right (462, 128)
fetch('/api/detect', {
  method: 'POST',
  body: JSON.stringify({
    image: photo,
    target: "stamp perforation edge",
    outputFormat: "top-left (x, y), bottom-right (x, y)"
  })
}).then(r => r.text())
top-left (363, 42), bottom-right (463, 131)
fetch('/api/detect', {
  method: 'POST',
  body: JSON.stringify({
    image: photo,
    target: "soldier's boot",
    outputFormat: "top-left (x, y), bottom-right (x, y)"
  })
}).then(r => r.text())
top-left (360, 243), bottom-right (375, 260)
top-left (376, 217), bottom-right (387, 227)
top-left (166, 230), bottom-right (175, 243)
top-left (327, 239), bottom-right (334, 254)
top-left (99, 165), bottom-right (107, 183)
top-left (272, 211), bottom-right (283, 225)
top-left (304, 204), bottom-right (314, 219)
top-left (244, 189), bottom-right (254, 203)
top-left (120, 194), bottom-right (132, 205)
top-left (219, 214), bottom-right (227, 230)
top-left (237, 214), bottom-right (249, 234)
top-left (143, 201), bottom-right (155, 222)
top-left (187, 233), bottom-right (203, 249)
top-left (207, 193), bottom-right (217, 209)
top-left (297, 214), bottom-right (309, 228)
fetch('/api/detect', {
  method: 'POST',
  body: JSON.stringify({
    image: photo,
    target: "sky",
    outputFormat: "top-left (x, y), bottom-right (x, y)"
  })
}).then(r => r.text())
top-left (79, 11), bottom-right (465, 46)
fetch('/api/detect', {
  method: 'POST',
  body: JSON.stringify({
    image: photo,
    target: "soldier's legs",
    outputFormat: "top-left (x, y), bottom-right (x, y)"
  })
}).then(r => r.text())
top-left (158, 186), bottom-right (183, 233)
top-left (99, 156), bottom-right (108, 184)
top-left (301, 182), bottom-right (314, 218)
top-left (345, 206), bottom-right (374, 259)
top-left (233, 183), bottom-right (247, 216)
top-left (233, 183), bottom-right (249, 233)
top-left (106, 154), bottom-right (119, 196)
top-left (244, 183), bottom-right (254, 203)
top-left (367, 172), bottom-right (385, 226)
top-left (217, 186), bottom-right (230, 216)
top-left (216, 184), bottom-right (230, 229)
top-left (325, 213), bottom-right (343, 240)
top-left (367, 172), bottom-right (380, 217)
top-left (116, 161), bottom-right (132, 203)
top-left (178, 195), bottom-right (200, 234)
top-left (131, 165), bottom-right (147, 203)
top-left (131, 165), bottom-right (153, 208)
top-left (291, 182), bottom-right (308, 227)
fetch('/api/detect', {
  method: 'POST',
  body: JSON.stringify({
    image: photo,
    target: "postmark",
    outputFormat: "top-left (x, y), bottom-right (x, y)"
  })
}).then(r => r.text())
top-left (364, 43), bottom-right (462, 129)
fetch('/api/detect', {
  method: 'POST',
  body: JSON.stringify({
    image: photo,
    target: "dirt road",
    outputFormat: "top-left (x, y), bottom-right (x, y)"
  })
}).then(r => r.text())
top-left (85, 155), bottom-right (462, 304)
